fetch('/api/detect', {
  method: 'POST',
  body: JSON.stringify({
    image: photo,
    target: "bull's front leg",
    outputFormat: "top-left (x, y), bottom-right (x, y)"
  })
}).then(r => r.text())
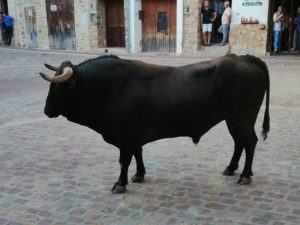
top-left (131, 147), bottom-right (146, 183)
top-left (111, 149), bottom-right (133, 194)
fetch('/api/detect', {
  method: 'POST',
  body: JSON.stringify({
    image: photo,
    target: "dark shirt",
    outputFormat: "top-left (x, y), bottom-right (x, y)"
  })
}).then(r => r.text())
top-left (201, 8), bottom-right (215, 24)
top-left (0, 17), bottom-right (5, 32)
top-left (297, 14), bottom-right (300, 31)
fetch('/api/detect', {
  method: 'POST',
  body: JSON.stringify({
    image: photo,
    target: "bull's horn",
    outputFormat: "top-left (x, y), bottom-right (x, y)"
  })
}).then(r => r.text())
top-left (39, 67), bottom-right (73, 83)
top-left (44, 63), bottom-right (59, 71)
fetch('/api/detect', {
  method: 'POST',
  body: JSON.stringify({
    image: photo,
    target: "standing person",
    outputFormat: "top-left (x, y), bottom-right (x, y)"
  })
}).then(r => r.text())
top-left (218, 1), bottom-right (231, 46)
top-left (201, 0), bottom-right (216, 46)
top-left (281, 8), bottom-right (290, 51)
top-left (3, 12), bottom-right (13, 46)
top-left (213, 0), bottom-right (224, 42)
top-left (291, 7), bottom-right (300, 52)
top-left (0, 12), bottom-right (6, 45)
top-left (273, 6), bottom-right (284, 53)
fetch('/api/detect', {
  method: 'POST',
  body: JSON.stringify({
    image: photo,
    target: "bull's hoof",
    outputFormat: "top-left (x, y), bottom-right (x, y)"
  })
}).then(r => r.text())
top-left (222, 167), bottom-right (235, 176)
top-left (237, 176), bottom-right (252, 185)
top-left (131, 174), bottom-right (144, 183)
top-left (111, 183), bottom-right (126, 194)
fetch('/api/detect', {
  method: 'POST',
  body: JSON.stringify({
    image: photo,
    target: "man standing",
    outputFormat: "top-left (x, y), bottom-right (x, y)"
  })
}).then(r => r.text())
top-left (3, 12), bottom-right (13, 46)
top-left (218, 1), bottom-right (231, 46)
top-left (291, 7), bottom-right (300, 52)
top-left (0, 12), bottom-right (5, 45)
top-left (273, 6), bottom-right (284, 53)
top-left (213, 0), bottom-right (224, 42)
top-left (201, 0), bottom-right (216, 46)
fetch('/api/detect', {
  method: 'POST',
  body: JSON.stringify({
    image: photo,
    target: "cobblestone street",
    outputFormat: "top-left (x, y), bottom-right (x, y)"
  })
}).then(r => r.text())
top-left (0, 48), bottom-right (300, 225)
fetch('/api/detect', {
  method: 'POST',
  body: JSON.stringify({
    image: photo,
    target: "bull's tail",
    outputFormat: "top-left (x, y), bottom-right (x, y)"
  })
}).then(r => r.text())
top-left (257, 58), bottom-right (270, 141)
top-left (244, 55), bottom-right (270, 140)
top-left (262, 72), bottom-right (270, 140)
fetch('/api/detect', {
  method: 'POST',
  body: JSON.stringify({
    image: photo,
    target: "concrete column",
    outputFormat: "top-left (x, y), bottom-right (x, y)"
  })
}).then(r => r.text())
top-left (128, 0), bottom-right (142, 53)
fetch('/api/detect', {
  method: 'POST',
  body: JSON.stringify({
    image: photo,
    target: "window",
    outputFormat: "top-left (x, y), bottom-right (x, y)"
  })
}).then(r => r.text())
top-left (157, 12), bottom-right (168, 33)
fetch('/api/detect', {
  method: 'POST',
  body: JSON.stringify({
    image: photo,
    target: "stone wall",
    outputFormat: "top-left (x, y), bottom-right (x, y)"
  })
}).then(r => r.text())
top-left (182, 0), bottom-right (201, 54)
top-left (7, 0), bottom-right (49, 49)
top-left (124, 0), bottom-right (130, 53)
top-left (229, 24), bottom-right (268, 56)
top-left (74, 0), bottom-right (97, 51)
top-left (97, 0), bottom-right (106, 48)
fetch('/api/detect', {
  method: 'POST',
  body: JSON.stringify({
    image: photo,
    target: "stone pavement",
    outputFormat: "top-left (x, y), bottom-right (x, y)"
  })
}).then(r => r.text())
top-left (0, 47), bottom-right (300, 225)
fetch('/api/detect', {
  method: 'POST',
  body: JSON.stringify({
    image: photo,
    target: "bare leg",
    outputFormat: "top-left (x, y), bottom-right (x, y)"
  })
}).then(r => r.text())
top-left (203, 32), bottom-right (208, 45)
top-left (208, 32), bottom-right (212, 45)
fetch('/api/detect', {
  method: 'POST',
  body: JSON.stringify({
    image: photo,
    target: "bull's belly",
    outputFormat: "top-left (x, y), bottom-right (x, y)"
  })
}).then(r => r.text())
top-left (139, 115), bottom-right (224, 146)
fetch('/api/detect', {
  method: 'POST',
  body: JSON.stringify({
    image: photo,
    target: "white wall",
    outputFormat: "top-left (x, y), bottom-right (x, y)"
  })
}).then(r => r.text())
top-left (231, 0), bottom-right (269, 25)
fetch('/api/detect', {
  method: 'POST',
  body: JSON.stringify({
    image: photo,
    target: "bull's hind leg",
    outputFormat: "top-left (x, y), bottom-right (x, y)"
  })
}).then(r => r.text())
top-left (223, 120), bottom-right (245, 176)
top-left (131, 147), bottom-right (146, 183)
top-left (238, 130), bottom-right (258, 185)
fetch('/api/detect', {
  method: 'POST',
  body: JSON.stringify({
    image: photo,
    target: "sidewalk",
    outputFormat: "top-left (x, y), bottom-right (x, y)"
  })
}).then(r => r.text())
top-left (1, 45), bottom-right (299, 61)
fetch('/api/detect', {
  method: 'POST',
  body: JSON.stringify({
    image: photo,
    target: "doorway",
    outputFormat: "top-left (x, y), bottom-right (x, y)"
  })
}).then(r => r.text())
top-left (105, 0), bottom-right (125, 47)
top-left (141, 0), bottom-right (176, 53)
top-left (45, 0), bottom-right (76, 50)
top-left (268, 0), bottom-right (300, 54)
top-left (0, 0), bottom-right (7, 13)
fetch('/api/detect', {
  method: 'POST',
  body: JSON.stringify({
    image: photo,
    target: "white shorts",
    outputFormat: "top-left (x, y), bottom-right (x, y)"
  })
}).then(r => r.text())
top-left (202, 23), bottom-right (212, 32)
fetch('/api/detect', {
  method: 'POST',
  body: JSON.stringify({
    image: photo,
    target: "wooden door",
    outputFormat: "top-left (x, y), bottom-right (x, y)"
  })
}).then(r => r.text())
top-left (46, 0), bottom-right (75, 50)
top-left (25, 7), bottom-right (38, 48)
top-left (105, 0), bottom-right (125, 47)
top-left (142, 0), bottom-right (176, 52)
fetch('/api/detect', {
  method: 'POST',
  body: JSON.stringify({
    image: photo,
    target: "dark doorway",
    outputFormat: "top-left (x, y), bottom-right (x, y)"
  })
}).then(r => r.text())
top-left (209, 0), bottom-right (232, 45)
top-left (45, 0), bottom-right (76, 50)
top-left (268, 0), bottom-right (300, 54)
top-left (105, 0), bottom-right (125, 47)
top-left (0, 0), bottom-right (8, 14)
top-left (141, 0), bottom-right (176, 53)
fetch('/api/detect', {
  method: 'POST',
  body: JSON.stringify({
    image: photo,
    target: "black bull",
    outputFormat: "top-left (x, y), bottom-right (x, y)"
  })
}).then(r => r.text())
top-left (40, 54), bottom-right (270, 193)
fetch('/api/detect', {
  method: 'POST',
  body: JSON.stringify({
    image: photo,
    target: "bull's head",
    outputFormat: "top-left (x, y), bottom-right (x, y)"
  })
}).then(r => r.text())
top-left (40, 61), bottom-right (75, 118)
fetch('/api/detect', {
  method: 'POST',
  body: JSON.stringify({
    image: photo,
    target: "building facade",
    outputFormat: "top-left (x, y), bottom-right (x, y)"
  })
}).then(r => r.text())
top-left (3, 0), bottom-right (299, 55)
